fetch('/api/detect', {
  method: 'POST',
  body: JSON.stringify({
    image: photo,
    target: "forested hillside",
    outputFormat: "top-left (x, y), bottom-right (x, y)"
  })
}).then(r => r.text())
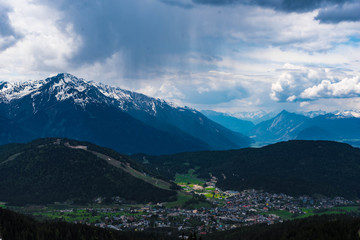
top-left (136, 140), bottom-right (360, 198)
top-left (0, 138), bottom-right (176, 205)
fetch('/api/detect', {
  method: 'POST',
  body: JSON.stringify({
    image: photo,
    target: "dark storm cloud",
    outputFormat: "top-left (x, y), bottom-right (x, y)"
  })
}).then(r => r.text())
top-left (159, 0), bottom-right (194, 9)
top-left (39, 0), bottom-right (204, 75)
top-left (192, 0), bottom-right (351, 13)
top-left (0, 5), bottom-right (22, 50)
top-left (315, 2), bottom-right (360, 23)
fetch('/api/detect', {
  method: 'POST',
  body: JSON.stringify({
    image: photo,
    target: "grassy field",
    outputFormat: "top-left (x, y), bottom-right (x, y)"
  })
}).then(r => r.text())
top-left (164, 191), bottom-right (193, 208)
top-left (175, 169), bottom-right (205, 185)
top-left (27, 205), bottom-right (150, 224)
top-left (298, 205), bottom-right (360, 218)
top-left (263, 205), bottom-right (360, 221)
top-left (175, 174), bottom-right (205, 185)
top-left (173, 169), bottom-right (228, 202)
top-left (164, 191), bottom-right (213, 209)
top-left (204, 193), bottom-right (224, 199)
top-left (32, 209), bottom-right (103, 223)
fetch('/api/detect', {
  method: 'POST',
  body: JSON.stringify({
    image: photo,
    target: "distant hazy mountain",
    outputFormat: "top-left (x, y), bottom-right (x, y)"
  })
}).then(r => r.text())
top-left (0, 138), bottom-right (176, 205)
top-left (296, 126), bottom-right (334, 140)
top-left (232, 110), bottom-right (277, 124)
top-left (138, 140), bottom-right (360, 198)
top-left (248, 110), bottom-right (308, 143)
top-left (249, 110), bottom-right (360, 146)
top-left (302, 110), bottom-right (360, 118)
top-left (201, 110), bottom-right (255, 134)
top-left (0, 73), bottom-right (250, 154)
top-left (303, 114), bottom-right (360, 144)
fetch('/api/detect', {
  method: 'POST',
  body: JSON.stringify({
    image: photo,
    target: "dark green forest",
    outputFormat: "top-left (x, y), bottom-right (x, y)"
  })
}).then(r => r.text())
top-left (135, 140), bottom-right (360, 198)
top-left (204, 214), bottom-right (360, 240)
top-left (0, 138), bottom-right (176, 205)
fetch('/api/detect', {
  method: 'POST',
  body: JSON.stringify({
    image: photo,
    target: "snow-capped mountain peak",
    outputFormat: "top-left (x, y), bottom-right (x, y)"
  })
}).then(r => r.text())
top-left (0, 73), bottom-right (180, 116)
top-left (0, 73), bottom-right (251, 154)
top-left (0, 73), bottom-right (85, 102)
top-left (333, 110), bottom-right (360, 118)
top-left (301, 110), bottom-right (360, 119)
top-left (0, 79), bottom-right (46, 103)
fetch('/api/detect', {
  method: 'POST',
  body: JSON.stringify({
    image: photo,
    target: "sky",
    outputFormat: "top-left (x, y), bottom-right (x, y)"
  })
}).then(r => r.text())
top-left (0, 0), bottom-right (359, 114)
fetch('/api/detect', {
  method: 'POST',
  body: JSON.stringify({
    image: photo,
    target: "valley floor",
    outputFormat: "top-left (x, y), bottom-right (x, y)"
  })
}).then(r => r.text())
top-left (4, 186), bottom-right (359, 237)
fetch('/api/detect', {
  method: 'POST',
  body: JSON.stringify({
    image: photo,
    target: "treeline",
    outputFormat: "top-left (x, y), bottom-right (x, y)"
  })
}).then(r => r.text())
top-left (0, 208), bottom-right (170, 240)
top-left (205, 214), bottom-right (360, 240)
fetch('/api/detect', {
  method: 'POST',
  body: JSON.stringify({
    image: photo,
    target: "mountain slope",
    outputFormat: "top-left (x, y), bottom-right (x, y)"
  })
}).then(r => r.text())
top-left (249, 110), bottom-right (309, 143)
top-left (0, 138), bottom-right (176, 205)
top-left (201, 110), bottom-right (255, 134)
top-left (303, 114), bottom-right (360, 141)
top-left (249, 110), bottom-right (360, 146)
top-left (94, 81), bottom-right (251, 150)
top-left (136, 140), bottom-right (360, 198)
top-left (0, 116), bottom-right (36, 143)
top-left (0, 73), bottom-right (250, 154)
top-left (296, 126), bottom-right (335, 140)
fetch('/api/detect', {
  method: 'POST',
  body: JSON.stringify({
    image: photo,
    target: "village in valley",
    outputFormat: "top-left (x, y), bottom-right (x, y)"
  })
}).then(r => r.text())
top-left (16, 169), bottom-right (359, 237)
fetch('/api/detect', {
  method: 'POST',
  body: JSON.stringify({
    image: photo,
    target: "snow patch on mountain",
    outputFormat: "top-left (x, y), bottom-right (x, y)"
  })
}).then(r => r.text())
top-left (0, 80), bottom-right (46, 102)
top-left (301, 110), bottom-right (360, 119)
top-left (0, 73), bottom-right (192, 116)
top-left (333, 110), bottom-right (360, 118)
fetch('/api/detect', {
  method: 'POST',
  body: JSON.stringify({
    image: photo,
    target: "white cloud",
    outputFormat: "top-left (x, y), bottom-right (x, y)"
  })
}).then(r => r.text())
top-left (0, 0), bottom-right (81, 81)
top-left (127, 70), bottom-right (252, 107)
top-left (271, 64), bottom-right (360, 102)
top-left (300, 76), bottom-right (360, 100)
top-left (229, 7), bottom-right (360, 51)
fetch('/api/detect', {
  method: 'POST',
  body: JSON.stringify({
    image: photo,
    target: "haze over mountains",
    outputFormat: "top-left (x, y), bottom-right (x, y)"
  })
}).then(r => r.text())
top-left (0, 73), bottom-right (250, 155)
top-left (202, 109), bottom-right (360, 147)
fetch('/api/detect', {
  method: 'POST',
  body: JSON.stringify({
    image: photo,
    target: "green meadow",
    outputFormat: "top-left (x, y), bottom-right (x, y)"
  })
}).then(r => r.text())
top-left (263, 205), bottom-right (360, 221)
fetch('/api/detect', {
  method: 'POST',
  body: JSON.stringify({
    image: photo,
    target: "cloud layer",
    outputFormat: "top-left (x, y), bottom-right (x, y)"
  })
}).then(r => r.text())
top-left (300, 76), bottom-right (360, 99)
top-left (271, 65), bottom-right (360, 102)
top-left (0, 3), bottom-right (21, 50)
top-left (190, 0), bottom-right (360, 24)
top-left (0, 0), bottom-right (359, 113)
top-left (191, 0), bottom-right (356, 16)
top-left (315, 1), bottom-right (360, 23)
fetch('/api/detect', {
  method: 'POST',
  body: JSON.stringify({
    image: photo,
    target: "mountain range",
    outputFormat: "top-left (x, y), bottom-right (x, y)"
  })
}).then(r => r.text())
top-left (249, 110), bottom-right (360, 146)
top-left (0, 73), bottom-right (250, 154)
top-left (2, 73), bottom-right (359, 153)
top-left (203, 109), bottom-right (360, 147)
